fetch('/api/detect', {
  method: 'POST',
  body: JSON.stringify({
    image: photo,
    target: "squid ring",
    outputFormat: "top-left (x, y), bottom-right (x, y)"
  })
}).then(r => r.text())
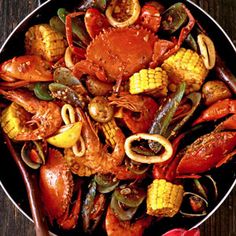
top-left (61, 104), bottom-right (86, 157)
top-left (124, 133), bottom-right (173, 164)
top-left (197, 33), bottom-right (216, 70)
top-left (64, 47), bottom-right (75, 70)
top-left (61, 103), bottom-right (76, 124)
top-left (105, 0), bottom-right (141, 28)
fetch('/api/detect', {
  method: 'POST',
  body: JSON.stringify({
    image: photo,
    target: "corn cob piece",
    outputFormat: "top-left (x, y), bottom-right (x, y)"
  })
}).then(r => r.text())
top-left (1, 102), bottom-right (30, 139)
top-left (161, 48), bottom-right (208, 94)
top-left (102, 119), bottom-right (120, 147)
top-left (25, 24), bottom-right (67, 62)
top-left (147, 179), bottom-right (184, 217)
top-left (129, 67), bottom-right (168, 97)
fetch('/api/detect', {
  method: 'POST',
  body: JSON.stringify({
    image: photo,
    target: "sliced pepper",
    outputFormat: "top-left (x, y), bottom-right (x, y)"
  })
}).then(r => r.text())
top-left (34, 82), bottom-right (53, 101)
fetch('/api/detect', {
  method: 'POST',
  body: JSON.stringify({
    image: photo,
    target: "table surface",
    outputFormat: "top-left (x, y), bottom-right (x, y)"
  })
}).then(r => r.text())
top-left (0, 0), bottom-right (235, 236)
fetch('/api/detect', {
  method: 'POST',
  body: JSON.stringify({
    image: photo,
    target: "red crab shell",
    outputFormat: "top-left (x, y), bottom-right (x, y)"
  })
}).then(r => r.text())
top-left (39, 148), bottom-right (73, 223)
top-left (74, 27), bottom-right (158, 82)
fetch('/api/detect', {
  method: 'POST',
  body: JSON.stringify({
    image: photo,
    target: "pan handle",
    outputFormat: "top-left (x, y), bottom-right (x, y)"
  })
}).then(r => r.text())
top-left (4, 134), bottom-right (49, 236)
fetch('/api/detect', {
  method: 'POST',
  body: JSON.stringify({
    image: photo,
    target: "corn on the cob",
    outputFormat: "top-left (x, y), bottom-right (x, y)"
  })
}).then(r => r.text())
top-left (102, 119), bottom-right (120, 147)
top-left (147, 179), bottom-right (184, 217)
top-left (161, 48), bottom-right (208, 94)
top-left (129, 67), bottom-right (168, 97)
top-left (25, 24), bottom-right (67, 62)
top-left (1, 102), bottom-right (30, 139)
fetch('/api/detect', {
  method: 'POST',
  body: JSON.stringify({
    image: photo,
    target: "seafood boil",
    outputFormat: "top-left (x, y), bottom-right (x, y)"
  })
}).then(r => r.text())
top-left (0, 0), bottom-right (235, 235)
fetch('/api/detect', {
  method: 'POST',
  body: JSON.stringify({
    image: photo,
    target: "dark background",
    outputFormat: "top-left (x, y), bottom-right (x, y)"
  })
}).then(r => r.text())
top-left (0, 0), bottom-right (235, 235)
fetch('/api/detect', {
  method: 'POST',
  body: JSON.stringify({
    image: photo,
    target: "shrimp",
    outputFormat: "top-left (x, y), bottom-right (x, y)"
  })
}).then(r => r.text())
top-left (110, 165), bottom-right (146, 180)
top-left (0, 89), bottom-right (62, 140)
top-left (108, 92), bottom-right (159, 133)
top-left (64, 107), bottom-right (125, 176)
top-left (105, 206), bottom-right (153, 236)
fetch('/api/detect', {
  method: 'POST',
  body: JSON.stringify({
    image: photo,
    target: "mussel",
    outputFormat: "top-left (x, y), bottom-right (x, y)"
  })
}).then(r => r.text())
top-left (57, 8), bottom-right (91, 47)
top-left (110, 182), bottom-right (146, 221)
top-left (81, 178), bottom-right (106, 233)
top-left (161, 2), bottom-right (188, 34)
top-left (94, 173), bottom-right (120, 193)
top-left (77, 0), bottom-right (107, 12)
top-left (180, 175), bottom-right (218, 217)
top-left (21, 141), bottom-right (46, 169)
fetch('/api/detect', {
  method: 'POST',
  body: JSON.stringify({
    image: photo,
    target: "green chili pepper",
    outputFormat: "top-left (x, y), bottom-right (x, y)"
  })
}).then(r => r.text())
top-left (33, 82), bottom-right (53, 101)
top-left (167, 92), bottom-right (201, 140)
top-left (149, 82), bottom-right (186, 153)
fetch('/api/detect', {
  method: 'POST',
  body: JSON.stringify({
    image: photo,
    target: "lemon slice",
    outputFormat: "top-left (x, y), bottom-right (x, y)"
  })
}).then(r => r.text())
top-left (47, 121), bottom-right (82, 148)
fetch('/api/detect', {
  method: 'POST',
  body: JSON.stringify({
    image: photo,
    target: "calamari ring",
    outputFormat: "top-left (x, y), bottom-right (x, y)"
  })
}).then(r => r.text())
top-left (105, 0), bottom-right (141, 28)
top-left (61, 104), bottom-right (86, 157)
top-left (124, 133), bottom-right (173, 164)
top-left (197, 33), bottom-right (216, 70)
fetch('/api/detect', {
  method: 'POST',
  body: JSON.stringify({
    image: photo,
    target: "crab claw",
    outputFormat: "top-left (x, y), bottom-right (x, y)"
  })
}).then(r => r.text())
top-left (39, 148), bottom-right (82, 230)
top-left (138, 2), bottom-right (164, 33)
top-left (84, 8), bottom-right (110, 38)
top-left (0, 55), bottom-right (53, 82)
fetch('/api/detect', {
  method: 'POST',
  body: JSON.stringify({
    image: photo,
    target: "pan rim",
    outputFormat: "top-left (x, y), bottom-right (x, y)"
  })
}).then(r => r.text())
top-left (0, 0), bottom-right (235, 234)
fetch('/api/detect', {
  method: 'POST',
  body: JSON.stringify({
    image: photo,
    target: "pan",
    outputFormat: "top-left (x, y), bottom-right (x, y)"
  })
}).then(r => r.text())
top-left (0, 0), bottom-right (235, 235)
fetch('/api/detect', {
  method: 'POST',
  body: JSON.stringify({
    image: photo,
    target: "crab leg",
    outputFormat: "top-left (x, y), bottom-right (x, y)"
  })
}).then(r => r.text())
top-left (152, 4), bottom-right (195, 66)
top-left (65, 12), bottom-right (86, 58)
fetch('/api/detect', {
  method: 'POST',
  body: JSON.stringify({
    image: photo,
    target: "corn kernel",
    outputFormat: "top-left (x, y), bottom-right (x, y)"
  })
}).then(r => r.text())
top-left (25, 24), bottom-right (67, 62)
top-left (161, 48), bottom-right (208, 94)
top-left (102, 119), bottom-right (119, 147)
top-left (129, 67), bottom-right (168, 97)
top-left (147, 179), bottom-right (184, 217)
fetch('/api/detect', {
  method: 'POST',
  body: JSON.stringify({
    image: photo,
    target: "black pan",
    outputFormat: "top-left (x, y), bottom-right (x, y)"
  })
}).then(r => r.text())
top-left (0, 0), bottom-right (235, 235)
